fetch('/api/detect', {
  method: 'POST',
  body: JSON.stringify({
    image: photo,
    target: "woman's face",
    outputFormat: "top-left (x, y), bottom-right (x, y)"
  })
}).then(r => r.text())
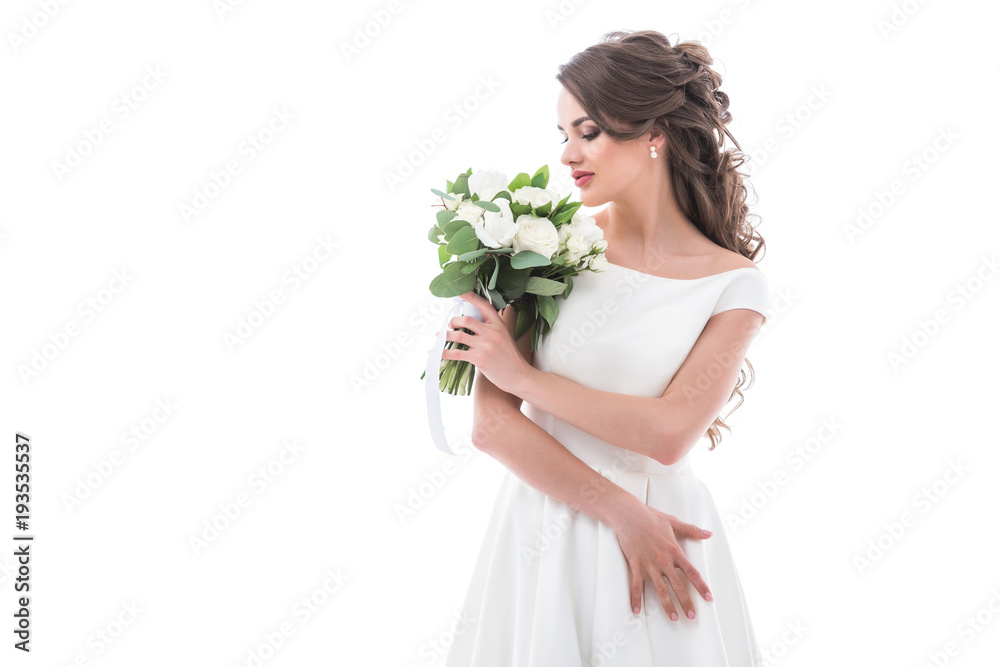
top-left (556, 87), bottom-right (657, 208)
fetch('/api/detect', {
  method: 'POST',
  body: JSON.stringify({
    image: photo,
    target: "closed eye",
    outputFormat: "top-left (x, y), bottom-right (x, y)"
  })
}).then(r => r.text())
top-left (560, 131), bottom-right (600, 145)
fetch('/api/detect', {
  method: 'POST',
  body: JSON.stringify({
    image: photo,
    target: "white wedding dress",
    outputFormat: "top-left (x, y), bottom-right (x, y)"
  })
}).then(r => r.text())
top-left (443, 260), bottom-right (771, 667)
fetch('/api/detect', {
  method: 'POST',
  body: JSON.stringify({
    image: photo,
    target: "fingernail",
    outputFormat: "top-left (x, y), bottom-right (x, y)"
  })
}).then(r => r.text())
top-left (633, 605), bottom-right (640, 614)
top-left (687, 609), bottom-right (696, 620)
top-left (670, 612), bottom-right (679, 622)
top-left (706, 592), bottom-right (714, 602)
top-left (702, 529), bottom-right (712, 536)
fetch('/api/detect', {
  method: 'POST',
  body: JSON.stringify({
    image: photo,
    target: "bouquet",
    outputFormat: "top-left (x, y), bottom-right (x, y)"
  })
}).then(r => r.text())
top-left (422, 164), bottom-right (608, 397)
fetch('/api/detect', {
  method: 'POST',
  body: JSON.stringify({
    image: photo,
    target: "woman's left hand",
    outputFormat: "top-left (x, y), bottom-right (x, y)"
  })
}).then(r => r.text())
top-left (441, 290), bottom-right (532, 396)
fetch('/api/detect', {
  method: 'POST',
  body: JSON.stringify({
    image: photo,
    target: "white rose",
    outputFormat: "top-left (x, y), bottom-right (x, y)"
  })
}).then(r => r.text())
top-left (575, 218), bottom-right (604, 247)
top-left (512, 186), bottom-right (559, 209)
top-left (454, 199), bottom-right (484, 224)
top-left (564, 233), bottom-right (591, 263)
top-left (467, 167), bottom-right (509, 203)
top-left (474, 198), bottom-right (517, 248)
top-left (570, 210), bottom-right (603, 238)
top-left (442, 192), bottom-right (465, 212)
top-left (560, 213), bottom-right (605, 262)
top-left (512, 214), bottom-right (560, 260)
top-left (587, 253), bottom-right (608, 272)
top-left (593, 238), bottom-right (608, 253)
top-left (557, 223), bottom-right (572, 247)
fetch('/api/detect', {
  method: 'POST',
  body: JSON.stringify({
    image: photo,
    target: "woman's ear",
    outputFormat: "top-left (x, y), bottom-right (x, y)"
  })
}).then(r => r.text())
top-left (649, 124), bottom-right (667, 154)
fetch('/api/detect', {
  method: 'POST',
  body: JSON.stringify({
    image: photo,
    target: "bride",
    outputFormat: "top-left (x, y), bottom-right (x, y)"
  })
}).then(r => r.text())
top-left (441, 29), bottom-right (769, 667)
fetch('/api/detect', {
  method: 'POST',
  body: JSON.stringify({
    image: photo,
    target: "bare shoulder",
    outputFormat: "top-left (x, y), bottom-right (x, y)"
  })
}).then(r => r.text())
top-left (710, 248), bottom-right (759, 274)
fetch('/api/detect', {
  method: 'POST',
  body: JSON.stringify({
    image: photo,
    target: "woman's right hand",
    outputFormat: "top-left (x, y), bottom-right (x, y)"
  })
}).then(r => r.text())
top-left (611, 498), bottom-right (715, 621)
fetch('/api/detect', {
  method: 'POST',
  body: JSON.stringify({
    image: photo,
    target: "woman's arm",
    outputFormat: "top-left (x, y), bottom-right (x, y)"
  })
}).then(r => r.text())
top-left (508, 308), bottom-right (764, 466)
top-left (470, 307), bottom-right (640, 526)
top-left (473, 401), bottom-right (640, 525)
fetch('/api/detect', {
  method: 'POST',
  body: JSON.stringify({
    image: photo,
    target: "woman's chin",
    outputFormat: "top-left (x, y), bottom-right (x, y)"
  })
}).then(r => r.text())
top-left (577, 190), bottom-right (604, 208)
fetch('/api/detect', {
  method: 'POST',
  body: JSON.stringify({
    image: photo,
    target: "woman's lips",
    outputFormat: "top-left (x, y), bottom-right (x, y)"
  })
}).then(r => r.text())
top-left (575, 173), bottom-right (594, 186)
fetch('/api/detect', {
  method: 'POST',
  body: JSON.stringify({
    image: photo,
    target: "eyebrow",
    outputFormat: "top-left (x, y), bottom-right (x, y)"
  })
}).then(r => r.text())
top-left (556, 116), bottom-right (591, 131)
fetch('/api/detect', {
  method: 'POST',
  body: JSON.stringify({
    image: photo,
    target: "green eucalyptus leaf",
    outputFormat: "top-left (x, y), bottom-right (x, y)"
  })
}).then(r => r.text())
top-left (530, 301), bottom-right (539, 351)
top-left (524, 276), bottom-right (568, 297)
top-left (453, 173), bottom-right (470, 196)
top-left (493, 265), bottom-right (527, 299)
top-left (432, 188), bottom-right (455, 200)
top-left (474, 200), bottom-right (500, 213)
top-left (514, 303), bottom-right (534, 341)
top-left (442, 218), bottom-right (470, 239)
top-left (487, 287), bottom-right (504, 310)
top-left (437, 209), bottom-right (458, 226)
top-left (510, 250), bottom-right (551, 269)
top-left (429, 261), bottom-right (477, 297)
top-left (496, 266), bottom-right (530, 288)
top-left (458, 247), bottom-right (490, 262)
top-left (460, 257), bottom-right (486, 274)
top-left (536, 294), bottom-right (559, 330)
top-left (438, 245), bottom-right (451, 266)
top-left (488, 255), bottom-right (501, 290)
top-left (446, 225), bottom-right (480, 256)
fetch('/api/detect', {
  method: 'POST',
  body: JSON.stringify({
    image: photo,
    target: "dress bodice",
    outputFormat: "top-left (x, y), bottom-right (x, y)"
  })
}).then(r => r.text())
top-left (522, 262), bottom-right (771, 475)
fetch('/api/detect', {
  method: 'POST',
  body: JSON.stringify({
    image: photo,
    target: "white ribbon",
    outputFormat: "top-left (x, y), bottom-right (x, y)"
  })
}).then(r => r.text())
top-left (424, 295), bottom-right (485, 455)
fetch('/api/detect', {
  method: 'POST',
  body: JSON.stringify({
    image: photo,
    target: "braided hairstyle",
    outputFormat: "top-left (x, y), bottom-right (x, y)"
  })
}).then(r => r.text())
top-left (556, 29), bottom-right (767, 452)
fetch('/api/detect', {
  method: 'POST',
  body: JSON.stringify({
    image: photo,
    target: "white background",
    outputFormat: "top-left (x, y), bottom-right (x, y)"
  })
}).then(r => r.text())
top-left (2, 0), bottom-right (999, 665)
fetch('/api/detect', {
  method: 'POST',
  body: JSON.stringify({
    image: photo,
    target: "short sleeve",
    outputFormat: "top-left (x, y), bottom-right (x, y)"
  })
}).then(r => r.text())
top-left (710, 269), bottom-right (770, 323)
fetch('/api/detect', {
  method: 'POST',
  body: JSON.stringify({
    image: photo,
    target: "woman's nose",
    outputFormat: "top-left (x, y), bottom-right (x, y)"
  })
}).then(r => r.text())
top-left (561, 142), bottom-right (577, 167)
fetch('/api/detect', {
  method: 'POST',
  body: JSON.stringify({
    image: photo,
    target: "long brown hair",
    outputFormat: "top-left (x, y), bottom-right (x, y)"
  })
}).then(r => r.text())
top-left (556, 29), bottom-right (767, 451)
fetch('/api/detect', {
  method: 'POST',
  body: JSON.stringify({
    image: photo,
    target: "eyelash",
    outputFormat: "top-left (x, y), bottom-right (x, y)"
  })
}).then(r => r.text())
top-left (560, 131), bottom-right (599, 144)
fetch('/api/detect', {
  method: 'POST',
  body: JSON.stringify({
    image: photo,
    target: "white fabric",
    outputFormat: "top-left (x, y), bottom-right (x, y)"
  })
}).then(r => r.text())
top-left (444, 262), bottom-right (771, 667)
top-left (425, 295), bottom-right (486, 455)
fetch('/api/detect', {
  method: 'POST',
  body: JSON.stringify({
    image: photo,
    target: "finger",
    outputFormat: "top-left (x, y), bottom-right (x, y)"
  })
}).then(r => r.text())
top-left (629, 564), bottom-right (643, 616)
top-left (458, 292), bottom-right (496, 323)
top-left (675, 553), bottom-right (713, 603)
top-left (450, 315), bottom-right (483, 334)
top-left (664, 566), bottom-right (695, 621)
top-left (443, 329), bottom-right (465, 346)
top-left (649, 566), bottom-right (679, 622)
top-left (671, 518), bottom-right (713, 540)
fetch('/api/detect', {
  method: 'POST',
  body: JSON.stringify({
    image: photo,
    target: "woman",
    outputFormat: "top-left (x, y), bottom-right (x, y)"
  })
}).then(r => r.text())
top-left (442, 29), bottom-right (770, 666)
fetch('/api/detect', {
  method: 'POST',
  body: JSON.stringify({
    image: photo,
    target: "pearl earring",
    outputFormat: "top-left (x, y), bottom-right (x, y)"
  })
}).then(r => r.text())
top-left (649, 145), bottom-right (658, 158)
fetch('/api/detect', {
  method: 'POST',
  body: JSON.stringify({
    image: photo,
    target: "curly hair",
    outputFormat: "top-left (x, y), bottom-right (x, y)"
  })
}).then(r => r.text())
top-left (556, 29), bottom-right (767, 452)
